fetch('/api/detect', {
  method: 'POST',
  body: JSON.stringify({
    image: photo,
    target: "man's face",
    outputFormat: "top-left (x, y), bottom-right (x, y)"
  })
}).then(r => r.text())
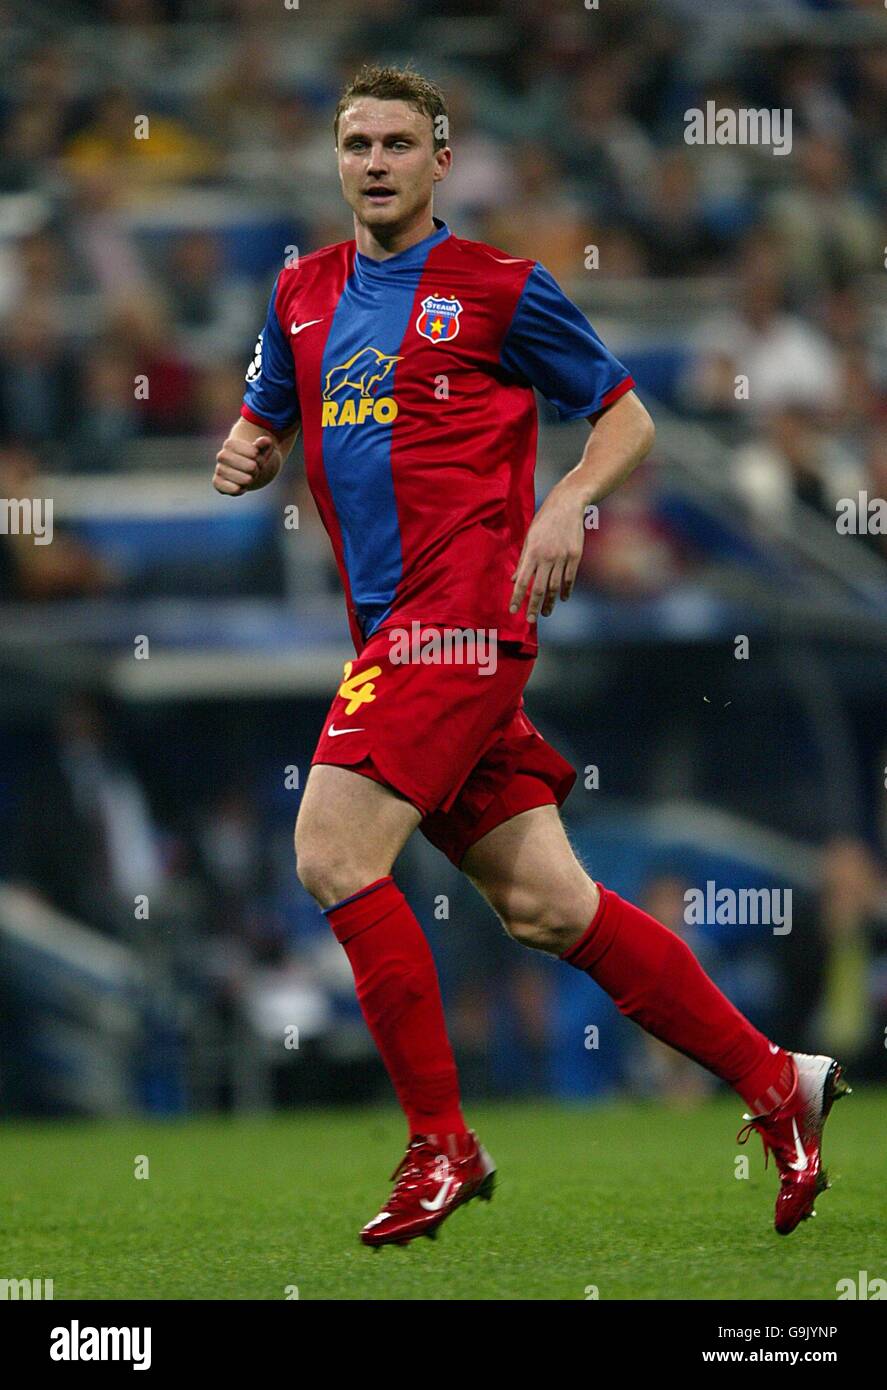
top-left (336, 98), bottom-right (450, 234)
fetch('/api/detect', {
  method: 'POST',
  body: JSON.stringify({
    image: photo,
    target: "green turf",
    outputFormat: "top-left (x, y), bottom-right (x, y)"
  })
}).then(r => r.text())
top-left (0, 1091), bottom-right (883, 1300)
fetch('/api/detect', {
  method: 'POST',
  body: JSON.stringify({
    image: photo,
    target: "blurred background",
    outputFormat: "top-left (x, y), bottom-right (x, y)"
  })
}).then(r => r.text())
top-left (0, 0), bottom-right (885, 1120)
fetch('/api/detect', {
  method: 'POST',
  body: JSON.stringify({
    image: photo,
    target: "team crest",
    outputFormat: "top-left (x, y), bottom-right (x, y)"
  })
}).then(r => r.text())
top-left (415, 293), bottom-right (463, 344)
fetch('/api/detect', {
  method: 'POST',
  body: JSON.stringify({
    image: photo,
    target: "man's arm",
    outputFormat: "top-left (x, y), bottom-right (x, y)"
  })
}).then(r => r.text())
top-left (569, 388), bottom-right (656, 507)
top-left (213, 416), bottom-right (301, 496)
top-left (509, 390), bottom-right (655, 623)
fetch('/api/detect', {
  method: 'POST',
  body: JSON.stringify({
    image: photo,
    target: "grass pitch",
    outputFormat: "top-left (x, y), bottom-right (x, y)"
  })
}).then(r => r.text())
top-left (1, 1092), bottom-right (882, 1300)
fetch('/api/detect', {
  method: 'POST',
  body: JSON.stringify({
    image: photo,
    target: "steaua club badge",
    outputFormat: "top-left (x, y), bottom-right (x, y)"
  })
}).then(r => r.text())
top-left (415, 293), bottom-right (463, 343)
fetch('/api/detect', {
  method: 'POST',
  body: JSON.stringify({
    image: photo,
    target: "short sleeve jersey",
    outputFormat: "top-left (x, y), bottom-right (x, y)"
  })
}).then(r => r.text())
top-left (242, 218), bottom-right (634, 654)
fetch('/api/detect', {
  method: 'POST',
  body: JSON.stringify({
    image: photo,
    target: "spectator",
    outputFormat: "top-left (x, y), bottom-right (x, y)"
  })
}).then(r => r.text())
top-left (480, 142), bottom-right (590, 282)
top-left (684, 233), bottom-right (841, 424)
top-left (628, 147), bottom-right (724, 277)
top-left (429, 77), bottom-right (517, 238)
top-left (0, 304), bottom-right (80, 452)
top-left (577, 464), bottom-right (691, 597)
top-left (766, 135), bottom-right (880, 291)
top-left (0, 446), bottom-right (115, 596)
top-left (69, 342), bottom-right (142, 472)
top-left (558, 54), bottom-right (656, 219)
top-left (635, 874), bottom-right (721, 1109)
top-left (860, 428), bottom-right (887, 564)
top-left (732, 403), bottom-right (864, 529)
top-left (105, 292), bottom-right (198, 435)
top-left (779, 837), bottom-right (886, 1079)
top-left (0, 101), bottom-right (65, 194)
top-left (64, 87), bottom-right (217, 194)
top-left (161, 231), bottom-right (256, 368)
top-left (7, 694), bottom-right (165, 934)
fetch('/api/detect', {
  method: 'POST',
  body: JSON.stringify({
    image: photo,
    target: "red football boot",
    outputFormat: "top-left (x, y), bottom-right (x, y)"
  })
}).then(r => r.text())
top-left (737, 1051), bottom-right (851, 1236)
top-left (360, 1130), bottom-right (496, 1247)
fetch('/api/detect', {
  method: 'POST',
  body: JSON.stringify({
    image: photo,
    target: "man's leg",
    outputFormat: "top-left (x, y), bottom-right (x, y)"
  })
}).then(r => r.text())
top-left (296, 764), bottom-right (420, 907)
top-left (461, 803), bottom-right (791, 1113)
top-left (296, 764), bottom-right (467, 1135)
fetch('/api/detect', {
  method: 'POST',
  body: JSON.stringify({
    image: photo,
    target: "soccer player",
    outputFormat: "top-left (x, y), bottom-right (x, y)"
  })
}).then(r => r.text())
top-left (213, 65), bottom-right (849, 1247)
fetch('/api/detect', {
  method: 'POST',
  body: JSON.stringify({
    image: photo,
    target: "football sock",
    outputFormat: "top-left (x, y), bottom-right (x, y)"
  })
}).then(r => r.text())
top-left (326, 876), bottom-right (467, 1136)
top-left (561, 883), bottom-right (793, 1112)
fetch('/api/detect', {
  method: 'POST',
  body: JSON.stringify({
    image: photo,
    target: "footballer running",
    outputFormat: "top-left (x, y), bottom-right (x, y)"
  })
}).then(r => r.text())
top-left (213, 65), bottom-right (849, 1247)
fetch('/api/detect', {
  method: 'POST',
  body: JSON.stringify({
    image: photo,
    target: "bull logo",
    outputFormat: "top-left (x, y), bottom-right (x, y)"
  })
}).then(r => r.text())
top-left (323, 346), bottom-right (402, 400)
top-left (416, 293), bottom-right (462, 343)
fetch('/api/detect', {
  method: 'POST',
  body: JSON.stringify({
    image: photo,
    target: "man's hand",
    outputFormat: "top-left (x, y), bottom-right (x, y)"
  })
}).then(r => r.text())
top-left (509, 475), bottom-right (587, 623)
top-left (213, 433), bottom-right (282, 495)
top-left (509, 390), bottom-right (655, 623)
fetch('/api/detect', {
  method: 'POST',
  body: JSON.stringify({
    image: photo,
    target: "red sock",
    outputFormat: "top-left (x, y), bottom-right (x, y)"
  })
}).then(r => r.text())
top-left (561, 883), bottom-right (792, 1113)
top-left (326, 876), bottom-right (467, 1136)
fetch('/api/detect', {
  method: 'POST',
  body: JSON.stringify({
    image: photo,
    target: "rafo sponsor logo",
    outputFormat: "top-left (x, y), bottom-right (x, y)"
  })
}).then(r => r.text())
top-left (684, 102), bottom-right (792, 156)
top-left (321, 346), bottom-right (401, 427)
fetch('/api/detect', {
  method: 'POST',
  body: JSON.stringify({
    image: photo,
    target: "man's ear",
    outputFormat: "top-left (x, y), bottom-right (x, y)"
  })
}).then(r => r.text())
top-left (432, 148), bottom-right (452, 183)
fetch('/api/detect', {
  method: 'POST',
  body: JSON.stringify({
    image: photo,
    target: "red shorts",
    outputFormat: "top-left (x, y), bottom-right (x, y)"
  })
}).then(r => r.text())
top-left (310, 625), bottom-right (576, 867)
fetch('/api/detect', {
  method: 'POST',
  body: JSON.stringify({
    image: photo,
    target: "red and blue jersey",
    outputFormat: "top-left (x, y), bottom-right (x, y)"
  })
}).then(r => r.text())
top-left (241, 217), bottom-right (634, 654)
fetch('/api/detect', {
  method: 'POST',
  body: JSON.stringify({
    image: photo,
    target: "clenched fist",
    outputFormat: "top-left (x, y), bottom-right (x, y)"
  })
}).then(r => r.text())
top-left (213, 433), bottom-right (282, 495)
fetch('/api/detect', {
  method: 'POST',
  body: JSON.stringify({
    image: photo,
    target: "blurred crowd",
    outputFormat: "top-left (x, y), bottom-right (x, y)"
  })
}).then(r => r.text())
top-left (1, 2), bottom-right (886, 1112)
top-left (0, 0), bottom-right (883, 603)
top-left (5, 691), bottom-right (885, 1113)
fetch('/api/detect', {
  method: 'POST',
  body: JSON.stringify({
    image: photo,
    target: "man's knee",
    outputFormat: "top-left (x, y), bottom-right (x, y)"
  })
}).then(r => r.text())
top-left (294, 823), bottom-right (389, 909)
top-left (293, 811), bottom-right (397, 906)
top-left (295, 850), bottom-right (379, 910)
top-left (496, 878), bottom-right (600, 955)
top-left (294, 766), bottom-right (419, 909)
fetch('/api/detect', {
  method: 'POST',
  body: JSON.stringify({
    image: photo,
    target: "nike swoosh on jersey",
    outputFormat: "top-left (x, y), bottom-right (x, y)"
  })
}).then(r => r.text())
top-left (291, 319), bottom-right (323, 335)
top-left (328, 725), bottom-right (365, 736)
